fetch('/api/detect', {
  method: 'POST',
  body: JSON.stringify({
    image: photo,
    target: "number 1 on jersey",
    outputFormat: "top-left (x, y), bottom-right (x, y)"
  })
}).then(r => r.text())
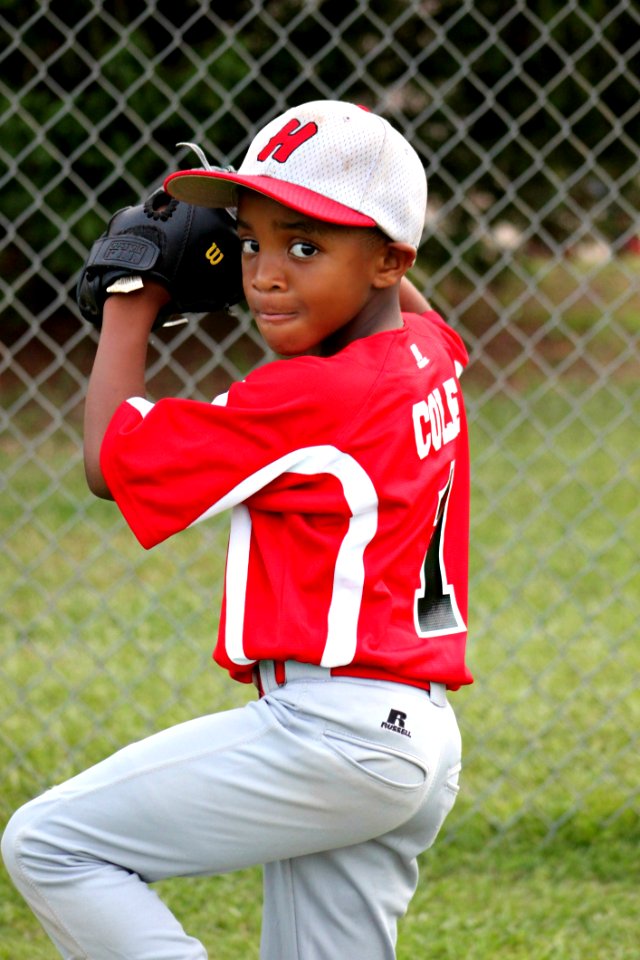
top-left (414, 462), bottom-right (466, 637)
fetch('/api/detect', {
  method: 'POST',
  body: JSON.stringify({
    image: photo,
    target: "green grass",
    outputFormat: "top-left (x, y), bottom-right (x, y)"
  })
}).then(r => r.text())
top-left (1, 374), bottom-right (639, 957)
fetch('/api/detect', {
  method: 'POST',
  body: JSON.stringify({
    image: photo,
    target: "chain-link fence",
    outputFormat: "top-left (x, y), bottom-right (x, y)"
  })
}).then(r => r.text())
top-left (1, 0), bottom-right (639, 851)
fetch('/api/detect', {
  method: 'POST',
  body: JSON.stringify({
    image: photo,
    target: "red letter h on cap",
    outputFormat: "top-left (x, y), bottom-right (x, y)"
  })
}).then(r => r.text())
top-left (257, 118), bottom-right (318, 163)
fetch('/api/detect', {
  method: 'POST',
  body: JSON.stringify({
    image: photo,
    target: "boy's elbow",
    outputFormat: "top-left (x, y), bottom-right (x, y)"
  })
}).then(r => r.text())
top-left (84, 463), bottom-right (114, 500)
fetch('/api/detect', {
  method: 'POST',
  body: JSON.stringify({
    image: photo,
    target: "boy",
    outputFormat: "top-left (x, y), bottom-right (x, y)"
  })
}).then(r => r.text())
top-left (2, 100), bottom-right (472, 960)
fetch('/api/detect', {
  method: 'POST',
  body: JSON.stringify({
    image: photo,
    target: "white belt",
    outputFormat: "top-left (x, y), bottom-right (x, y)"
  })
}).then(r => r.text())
top-left (254, 660), bottom-right (447, 707)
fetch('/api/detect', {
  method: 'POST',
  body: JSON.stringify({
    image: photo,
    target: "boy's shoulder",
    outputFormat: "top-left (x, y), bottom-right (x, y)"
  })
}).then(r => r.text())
top-left (402, 310), bottom-right (469, 371)
top-left (230, 311), bottom-right (467, 408)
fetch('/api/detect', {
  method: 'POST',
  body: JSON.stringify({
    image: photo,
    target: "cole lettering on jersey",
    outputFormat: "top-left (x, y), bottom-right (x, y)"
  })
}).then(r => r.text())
top-left (412, 377), bottom-right (461, 460)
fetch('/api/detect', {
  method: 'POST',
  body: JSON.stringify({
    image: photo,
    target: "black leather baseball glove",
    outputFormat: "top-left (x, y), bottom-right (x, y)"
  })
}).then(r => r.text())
top-left (76, 188), bottom-right (243, 329)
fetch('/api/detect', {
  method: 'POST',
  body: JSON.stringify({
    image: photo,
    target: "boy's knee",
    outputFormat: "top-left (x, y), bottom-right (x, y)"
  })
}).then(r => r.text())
top-left (1, 796), bottom-right (51, 883)
top-left (2, 803), bottom-right (29, 879)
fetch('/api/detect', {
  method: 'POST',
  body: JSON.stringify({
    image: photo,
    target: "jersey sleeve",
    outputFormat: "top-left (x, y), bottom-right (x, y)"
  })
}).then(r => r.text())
top-left (99, 360), bottom-right (361, 549)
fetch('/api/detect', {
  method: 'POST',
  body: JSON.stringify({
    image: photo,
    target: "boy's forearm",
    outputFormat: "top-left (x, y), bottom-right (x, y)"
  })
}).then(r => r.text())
top-left (83, 284), bottom-right (169, 499)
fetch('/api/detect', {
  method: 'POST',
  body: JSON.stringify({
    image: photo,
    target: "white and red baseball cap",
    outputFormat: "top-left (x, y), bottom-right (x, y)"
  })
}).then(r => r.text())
top-left (164, 100), bottom-right (427, 249)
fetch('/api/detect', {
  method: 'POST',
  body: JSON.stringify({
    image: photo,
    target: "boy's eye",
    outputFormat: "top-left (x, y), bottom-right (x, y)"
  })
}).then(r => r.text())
top-left (241, 238), bottom-right (259, 255)
top-left (290, 241), bottom-right (318, 259)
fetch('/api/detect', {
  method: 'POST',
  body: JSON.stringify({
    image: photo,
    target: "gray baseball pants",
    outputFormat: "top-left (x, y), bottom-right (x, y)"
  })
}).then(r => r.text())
top-left (1, 661), bottom-right (462, 960)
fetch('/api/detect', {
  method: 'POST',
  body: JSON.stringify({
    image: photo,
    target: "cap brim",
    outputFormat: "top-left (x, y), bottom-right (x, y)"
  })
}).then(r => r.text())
top-left (164, 169), bottom-right (377, 229)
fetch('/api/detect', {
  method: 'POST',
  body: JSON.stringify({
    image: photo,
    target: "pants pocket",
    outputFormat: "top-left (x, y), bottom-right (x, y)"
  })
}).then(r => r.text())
top-left (322, 729), bottom-right (427, 789)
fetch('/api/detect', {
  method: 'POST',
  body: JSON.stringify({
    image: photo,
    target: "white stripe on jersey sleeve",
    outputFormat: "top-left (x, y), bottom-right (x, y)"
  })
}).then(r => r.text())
top-left (224, 504), bottom-right (254, 665)
top-left (126, 397), bottom-right (155, 416)
top-left (188, 445), bottom-right (378, 669)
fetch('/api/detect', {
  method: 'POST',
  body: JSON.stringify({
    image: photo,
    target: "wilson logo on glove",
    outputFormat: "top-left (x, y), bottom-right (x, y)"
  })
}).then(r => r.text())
top-left (205, 242), bottom-right (225, 266)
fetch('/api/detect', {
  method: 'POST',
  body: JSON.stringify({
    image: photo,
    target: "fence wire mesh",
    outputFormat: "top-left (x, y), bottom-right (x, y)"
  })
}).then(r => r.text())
top-left (1, 0), bottom-right (639, 848)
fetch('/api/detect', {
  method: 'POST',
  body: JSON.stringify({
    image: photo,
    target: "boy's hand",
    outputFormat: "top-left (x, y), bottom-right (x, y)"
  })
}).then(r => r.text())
top-left (76, 188), bottom-right (244, 329)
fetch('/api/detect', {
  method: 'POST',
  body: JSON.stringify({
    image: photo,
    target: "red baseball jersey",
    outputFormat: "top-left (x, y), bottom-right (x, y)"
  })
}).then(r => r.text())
top-left (101, 311), bottom-right (473, 690)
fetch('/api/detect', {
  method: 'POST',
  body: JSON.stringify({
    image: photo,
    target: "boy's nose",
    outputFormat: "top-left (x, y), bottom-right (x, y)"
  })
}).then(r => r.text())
top-left (250, 254), bottom-right (287, 291)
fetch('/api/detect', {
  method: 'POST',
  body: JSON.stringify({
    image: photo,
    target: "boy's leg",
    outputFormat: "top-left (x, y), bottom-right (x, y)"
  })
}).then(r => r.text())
top-left (2, 702), bottom-right (278, 960)
top-left (262, 836), bottom-right (414, 960)
top-left (261, 739), bottom-right (460, 960)
top-left (257, 672), bottom-right (462, 960)
top-left (2, 676), bottom-right (460, 960)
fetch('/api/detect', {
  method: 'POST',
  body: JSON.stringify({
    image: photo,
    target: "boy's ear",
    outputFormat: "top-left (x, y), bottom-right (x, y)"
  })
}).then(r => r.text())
top-left (373, 242), bottom-right (417, 289)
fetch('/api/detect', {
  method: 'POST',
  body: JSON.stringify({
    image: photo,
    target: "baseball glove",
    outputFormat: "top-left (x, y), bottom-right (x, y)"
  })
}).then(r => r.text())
top-left (76, 188), bottom-right (244, 329)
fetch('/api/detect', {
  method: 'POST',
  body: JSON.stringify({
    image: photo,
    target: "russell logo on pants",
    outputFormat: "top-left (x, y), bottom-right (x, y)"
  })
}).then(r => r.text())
top-left (381, 709), bottom-right (412, 738)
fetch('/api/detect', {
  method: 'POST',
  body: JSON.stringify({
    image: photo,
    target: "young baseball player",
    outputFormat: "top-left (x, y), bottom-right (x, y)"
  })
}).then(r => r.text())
top-left (2, 100), bottom-right (472, 960)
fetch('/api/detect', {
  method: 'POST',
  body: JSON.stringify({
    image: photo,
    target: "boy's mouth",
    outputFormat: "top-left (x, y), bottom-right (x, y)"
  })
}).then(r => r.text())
top-left (257, 311), bottom-right (296, 322)
top-left (252, 303), bottom-right (299, 325)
